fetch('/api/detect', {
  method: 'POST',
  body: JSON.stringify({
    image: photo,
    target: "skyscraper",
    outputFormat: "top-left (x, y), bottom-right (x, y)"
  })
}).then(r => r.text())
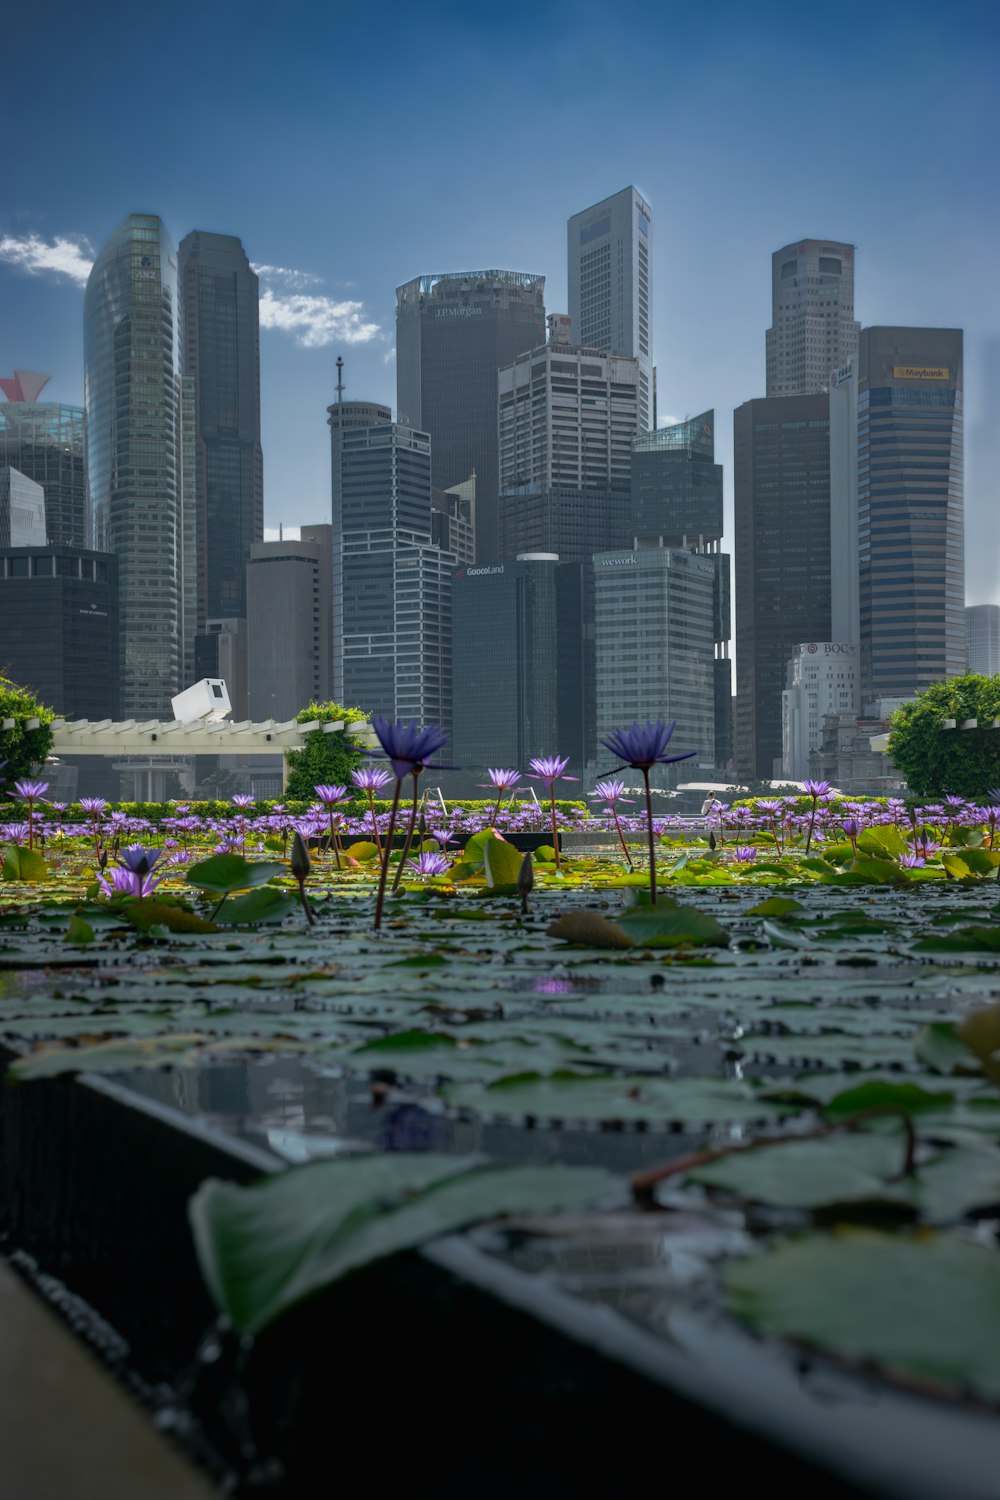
top-left (734, 395), bottom-right (832, 778)
top-left (856, 328), bottom-right (965, 701)
top-left (395, 270), bottom-right (546, 563)
top-left (178, 232), bottom-right (264, 628)
top-left (452, 554), bottom-right (585, 773)
top-left (567, 187), bottom-right (653, 429)
top-left (328, 400), bottom-right (453, 727)
top-left (766, 239), bottom-right (859, 397)
top-left (630, 412), bottom-right (732, 766)
top-left (498, 341), bottom-right (640, 760)
top-left (593, 546), bottom-right (716, 781)
top-left (0, 469), bottom-right (46, 546)
top-left (84, 214), bottom-right (193, 717)
top-left (246, 526), bottom-right (333, 720)
top-left (0, 372), bottom-right (86, 547)
top-left (966, 605), bottom-right (1000, 676)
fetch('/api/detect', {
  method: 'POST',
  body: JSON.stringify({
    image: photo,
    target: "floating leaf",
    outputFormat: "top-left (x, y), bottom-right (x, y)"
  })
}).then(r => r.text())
top-left (443, 1074), bottom-right (787, 1125)
top-left (214, 887), bottom-right (297, 925)
top-left (187, 853), bottom-right (284, 895)
top-left (483, 837), bottom-right (523, 889)
top-left (344, 842), bottom-right (380, 863)
top-left (546, 911), bottom-right (633, 949)
top-left (916, 1021), bottom-right (983, 1076)
top-left (744, 897), bottom-right (806, 917)
top-left (125, 901), bottom-right (218, 934)
top-left (725, 1229), bottom-right (1000, 1403)
top-left (617, 903), bottom-right (728, 949)
top-left (190, 1154), bottom-right (619, 1334)
top-left (690, 1131), bottom-right (910, 1211)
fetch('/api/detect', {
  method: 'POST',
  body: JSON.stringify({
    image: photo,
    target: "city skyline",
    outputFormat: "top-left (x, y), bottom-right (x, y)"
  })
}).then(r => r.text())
top-left (1, 0), bottom-right (997, 600)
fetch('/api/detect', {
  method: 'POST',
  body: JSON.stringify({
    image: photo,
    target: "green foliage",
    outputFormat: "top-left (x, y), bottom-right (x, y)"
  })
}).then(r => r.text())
top-left (887, 674), bottom-right (1000, 799)
top-left (0, 675), bottom-right (55, 784)
top-left (283, 701), bottom-right (369, 801)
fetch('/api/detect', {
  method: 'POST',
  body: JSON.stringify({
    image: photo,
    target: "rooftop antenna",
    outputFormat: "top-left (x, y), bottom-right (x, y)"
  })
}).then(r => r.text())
top-left (335, 355), bottom-right (345, 403)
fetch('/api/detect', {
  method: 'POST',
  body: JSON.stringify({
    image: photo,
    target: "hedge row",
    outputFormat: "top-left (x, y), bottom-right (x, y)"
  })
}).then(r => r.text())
top-left (25, 798), bottom-right (590, 823)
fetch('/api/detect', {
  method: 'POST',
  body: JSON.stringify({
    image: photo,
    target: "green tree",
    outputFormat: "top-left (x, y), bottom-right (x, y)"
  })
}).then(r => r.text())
top-left (0, 676), bottom-right (56, 785)
top-left (887, 675), bottom-right (1000, 800)
top-left (283, 702), bottom-right (369, 800)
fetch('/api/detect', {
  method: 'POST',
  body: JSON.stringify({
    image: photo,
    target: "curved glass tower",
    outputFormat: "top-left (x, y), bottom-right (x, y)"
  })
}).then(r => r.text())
top-left (85, 214), bottom-right (187, 717)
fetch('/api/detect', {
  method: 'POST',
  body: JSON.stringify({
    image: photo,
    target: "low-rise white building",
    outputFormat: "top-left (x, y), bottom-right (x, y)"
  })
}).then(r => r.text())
top-left (781, 642), bottom-right (859, 780)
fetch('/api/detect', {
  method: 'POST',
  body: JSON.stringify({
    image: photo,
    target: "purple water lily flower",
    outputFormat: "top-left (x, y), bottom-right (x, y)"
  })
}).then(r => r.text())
top-left (733, 846), bottom-right (758, 862)
top-left (80, 797), bottom-right (107, 814)
top-left (231, 793), bottom-right (255, 808)
top-left (480, 768), bottom-right (522, 825)
top-left (13, 780), bottom-right (49, 801)
top-left (408, 851), bottom-right (450, 877)
top-left (365, 716), bottom-right (453, 780)
top-left (900, 853), bottom-right (926, 868)
top-left (98, 866), bottom-right (163, 900)
top-left (314, 784), bottom-right (350, 806)
top-left (600, 720), bottom-right (695, 774)
top-left (365, 717), bottom-right (456, 928)
top-left (527, 756), bottom-right (578, 871)
top-left (801, 779), bottom-right (831, 854)
top-left (118, 845), bottom-right (162, 876)
top-left (351, 767), bottom-right (393, 793)
top-left (590, 778), bottom-right (634, 869)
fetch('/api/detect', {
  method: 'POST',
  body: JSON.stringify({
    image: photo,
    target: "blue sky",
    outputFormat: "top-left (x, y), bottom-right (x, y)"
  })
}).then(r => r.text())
top-left (3, 0), bottom-right (998, 596)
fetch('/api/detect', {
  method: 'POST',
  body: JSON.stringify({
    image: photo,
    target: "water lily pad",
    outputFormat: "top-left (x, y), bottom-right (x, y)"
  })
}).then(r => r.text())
top-left (725, 1229), bottom-right (1000, 1403)
top-left (443, 1074), bottom-right (788, 1125)
top-left (190, 1153), bottom-right (619, 1334)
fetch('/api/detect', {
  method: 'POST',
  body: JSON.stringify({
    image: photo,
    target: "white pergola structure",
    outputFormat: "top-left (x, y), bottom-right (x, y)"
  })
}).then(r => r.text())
top-left (14, 716), bottom-right (378, 799)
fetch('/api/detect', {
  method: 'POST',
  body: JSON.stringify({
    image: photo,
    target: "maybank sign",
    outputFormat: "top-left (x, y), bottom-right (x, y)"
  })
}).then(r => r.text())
top-left (893, 366), bottom-right (949, 381)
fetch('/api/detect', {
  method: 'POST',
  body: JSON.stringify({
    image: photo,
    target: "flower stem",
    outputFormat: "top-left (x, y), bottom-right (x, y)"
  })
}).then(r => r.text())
top-left (612, 805), bottom-right (633, 869)
top-left (642, 768), bottom-right (657, 905)
top-left (328, 810), bottom-right (342, 869)
top-left (373, 779), bottom-right (403, 931)
top-left (367, 790), bottom-right (382, 858)
top-left (549, 787), bottom-right (560, 870)
top-left (490, 791), bottom-right (502, 827)
top-left (392, 771), bottom-right (421, 893)
top-left (805, 796), bottom-right (818, 857)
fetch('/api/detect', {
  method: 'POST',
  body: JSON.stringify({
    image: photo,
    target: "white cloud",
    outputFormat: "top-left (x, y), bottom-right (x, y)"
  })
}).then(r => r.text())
top-left (0, 232), bottom-right (93, 286)
top-left (251, 262), bottom-right (323, 291)
top-left (258, 288), bottom-right (380, 348)
top-left (383, 346), bottom-right (397, 364)
top-left (0, 231), bottom-right (381, 349)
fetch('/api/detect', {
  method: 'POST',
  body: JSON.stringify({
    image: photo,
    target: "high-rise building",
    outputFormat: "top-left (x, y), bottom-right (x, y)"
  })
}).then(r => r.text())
top-left (246, 525), bottom-right (333, 720)
top-left (498, 342), bottom-right (639, 558)
top-left (178, 232), bottom-right (264, 629)
top-left (328, 400), bottom-right (453, 726)
top-left (593, 546), bottom-right (716, 782)
top-left (0, 469), bottom-right (46, 546)
top-left (395, 270), bottom-right (546, 563)
top-left (781, 642), bottom-right (861, 780)
top-left (0, 373), bottom-right (86, 547)
top-left (630, 411), bottom-right (732, 767)
top-left (0, 545), bottom-right (119, 719)
top-left (498, 342), bottom-right (640, 760)
top-left (829, 357), bottom-right (861, 646)
top-left (766, 239), bottom-right (859, 398)
top-left (567, 187), bottom-right (653, 429)
top-left (431, 473), bottom-right (475, 567)
top-left (452, 554), bottom-right (585, 773)
top-left (966, 605), bottom-right (1000, 676)
top-left (855, 328), bottom-right (965, 701)
top-left (734, 395), bottom-right (832, 778)
top-left (84, 214), bottom-right (194, 717)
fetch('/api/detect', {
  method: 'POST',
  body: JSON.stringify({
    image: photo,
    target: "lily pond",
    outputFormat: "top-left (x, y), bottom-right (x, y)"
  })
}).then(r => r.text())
top-left (5, 791), bottom-right (1000, 1480)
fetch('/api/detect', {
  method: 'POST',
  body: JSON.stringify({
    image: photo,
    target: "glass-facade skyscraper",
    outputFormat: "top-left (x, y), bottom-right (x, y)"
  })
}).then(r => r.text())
top-left (0, 374), bottom-right (87, 548)
top-left (567, 187), bottom-right (653, 429)
top-left (452, 555), bottom-right (585, 773)
top-left (857, 327), bottom-right (965, 700)
top-left (178, 232), bottom-right (263, 628)
top-left (395, 270), bottom-right (546, 563)
top-left (328, 400), bottom-right (453, 727)
top-left (734, 394), bottom-right (832, 778)
top-left (85, 214), bottom-right (193, 717)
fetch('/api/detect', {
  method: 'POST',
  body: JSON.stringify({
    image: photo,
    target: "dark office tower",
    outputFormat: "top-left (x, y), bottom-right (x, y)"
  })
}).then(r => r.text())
top-left (246, 526), bottom-right (333, 720)
top-left (734, 395), bottom-right (832, 778)
top-left (85, 214), bottom-right (193, 717)
top-left (179, 232), bottom-right (263, 628)
top-left (0, 372), bottom-right (86, 547)
top-left (0, 545), bottom-right (119, 719)
top-left (395, 270), bottom-right (546, 563)
top-left (328, 400), bottom-right (453, 726)
top-left (766, 239), bottom-right (859, 397)
top-left (452, 555), bottom-right (585, 773)
top-left (857, 328), bottom-right (964, 701)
